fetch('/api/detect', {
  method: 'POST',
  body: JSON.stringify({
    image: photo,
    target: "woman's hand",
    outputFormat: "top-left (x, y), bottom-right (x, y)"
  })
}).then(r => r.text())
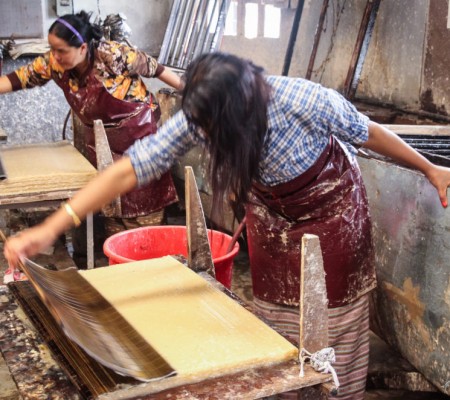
top-left (364, 122), bottom-right (450, 207)
top-left (4, 224), bottom-right (59, 269)
top-left (424, 164), bottom-right (450, 207)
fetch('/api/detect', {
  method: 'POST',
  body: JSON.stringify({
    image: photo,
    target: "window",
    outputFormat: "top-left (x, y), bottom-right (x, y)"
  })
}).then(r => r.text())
top-left (225, 0), bottom-right (282, 39)
top-left (224, 1), bottom-right (238, 36)
top-left (245, 3), bottom-right (259, 38)
top-left (264, 5), bottom-right (281, 38)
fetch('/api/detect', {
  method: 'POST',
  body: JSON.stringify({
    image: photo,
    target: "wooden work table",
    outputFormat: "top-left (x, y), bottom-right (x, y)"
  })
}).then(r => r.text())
top-left (0, 141), bottom-right (97, 269)
top-left (0, 274), bottom-right (333, 399)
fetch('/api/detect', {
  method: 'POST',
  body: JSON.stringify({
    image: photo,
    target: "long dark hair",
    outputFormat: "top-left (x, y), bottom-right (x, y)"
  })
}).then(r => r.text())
top-left (49, 11), bottom-right (103, 60)
top-left (182, 52), bottom-right (271, 218)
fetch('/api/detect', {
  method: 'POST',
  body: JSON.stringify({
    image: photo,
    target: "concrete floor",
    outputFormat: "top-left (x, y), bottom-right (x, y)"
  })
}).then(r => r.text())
top-left (0, 206), bottom-right (449, 399)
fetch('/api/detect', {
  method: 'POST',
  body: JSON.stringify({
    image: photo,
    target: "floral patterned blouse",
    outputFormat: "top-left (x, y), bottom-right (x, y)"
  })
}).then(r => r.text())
top-left (7, 40), bottom-right (165, 104)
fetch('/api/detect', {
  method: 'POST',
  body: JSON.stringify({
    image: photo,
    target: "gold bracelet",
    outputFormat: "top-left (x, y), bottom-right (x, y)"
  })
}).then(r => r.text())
top-left (62, 202), bottom-right (81, 227)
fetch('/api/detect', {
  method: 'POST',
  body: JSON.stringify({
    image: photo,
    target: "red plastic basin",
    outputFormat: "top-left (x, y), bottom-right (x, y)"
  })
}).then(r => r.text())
top-left (103, 225), bottom-right (239, 289)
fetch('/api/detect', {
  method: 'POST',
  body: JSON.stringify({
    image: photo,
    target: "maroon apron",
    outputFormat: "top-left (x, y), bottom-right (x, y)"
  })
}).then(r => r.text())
top-left (246, 136), bottom-right (376, 308)
top-left (56, 69), bottom-right (178, 217)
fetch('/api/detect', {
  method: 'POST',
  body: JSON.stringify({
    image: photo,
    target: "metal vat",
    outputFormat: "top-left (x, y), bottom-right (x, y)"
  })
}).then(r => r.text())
top-left (358, 139), bottom-right (450, 394)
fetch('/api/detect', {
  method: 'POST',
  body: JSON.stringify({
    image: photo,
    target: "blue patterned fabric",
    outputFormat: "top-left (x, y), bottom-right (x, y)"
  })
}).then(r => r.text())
top-left (126, 76), bottom-right (369, 187)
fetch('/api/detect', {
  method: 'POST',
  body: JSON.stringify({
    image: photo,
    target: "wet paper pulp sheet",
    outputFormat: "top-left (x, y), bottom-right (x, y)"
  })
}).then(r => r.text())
top-left (21, 256), bottom-right (297, 382)
top-left (0, 141), bottom-right (97, 196)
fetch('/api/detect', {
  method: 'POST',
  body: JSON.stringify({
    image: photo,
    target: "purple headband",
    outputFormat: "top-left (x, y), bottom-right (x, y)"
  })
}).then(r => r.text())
top-left (56, 18), bottom-right (84, 44)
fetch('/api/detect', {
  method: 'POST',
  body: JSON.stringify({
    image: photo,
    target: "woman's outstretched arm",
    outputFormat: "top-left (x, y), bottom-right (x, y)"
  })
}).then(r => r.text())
top-left (4, 157), bottom-right (137, 267)
top-left (363, 121), bottom-right (450, 206)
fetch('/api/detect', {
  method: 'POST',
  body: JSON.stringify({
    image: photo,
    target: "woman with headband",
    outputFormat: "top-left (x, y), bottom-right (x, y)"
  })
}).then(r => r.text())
top-left (0, 11), bottom-right (183, 268)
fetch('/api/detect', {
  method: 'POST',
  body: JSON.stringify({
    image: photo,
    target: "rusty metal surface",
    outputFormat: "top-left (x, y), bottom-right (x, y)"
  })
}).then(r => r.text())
top-left (282, 0), bottom-right (306, 76)
top-left (343, 0), bottom-right (381, 99)
top-left (305, 0), bottom-right (329, 80)
top-left (367, 331), bottom-right (439, 393)
top-left (422, 0), bottom-right (450, 117)
top-left (0, 284), bottom-right (81, 399)
top-left (358, 152), bottom-right (450, 394)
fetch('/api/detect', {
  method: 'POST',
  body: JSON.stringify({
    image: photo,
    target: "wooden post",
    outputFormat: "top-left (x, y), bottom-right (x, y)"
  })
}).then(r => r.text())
top-left (299, 234), bottom-right (330, 399)
top-left (299, 234), bottom-right (328, 352)
top-left (93, 119), bottom-right (122, 217)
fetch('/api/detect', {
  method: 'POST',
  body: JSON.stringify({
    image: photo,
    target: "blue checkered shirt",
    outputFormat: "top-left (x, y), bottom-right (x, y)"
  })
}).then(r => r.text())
top-left (127, 76), bottom-right (369, 187)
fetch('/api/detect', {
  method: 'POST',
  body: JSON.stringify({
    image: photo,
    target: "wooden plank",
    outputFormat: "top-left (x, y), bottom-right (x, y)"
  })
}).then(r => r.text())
top-left (0, 191), bottom-right (78, 207)
top-left (185, 166), bottom-right (215, 276)
top-left (100, 360), bottom-right (328, 400)
top-left (299, 234), bottom-right (328, 353)
top-left (93, 120), bottom-right (121, 217)
top-left (298, 234), bottom-right (330, 400)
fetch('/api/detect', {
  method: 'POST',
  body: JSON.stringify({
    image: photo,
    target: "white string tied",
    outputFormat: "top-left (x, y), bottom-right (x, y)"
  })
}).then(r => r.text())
top-left (299, 347), bottom-right (340, 389)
